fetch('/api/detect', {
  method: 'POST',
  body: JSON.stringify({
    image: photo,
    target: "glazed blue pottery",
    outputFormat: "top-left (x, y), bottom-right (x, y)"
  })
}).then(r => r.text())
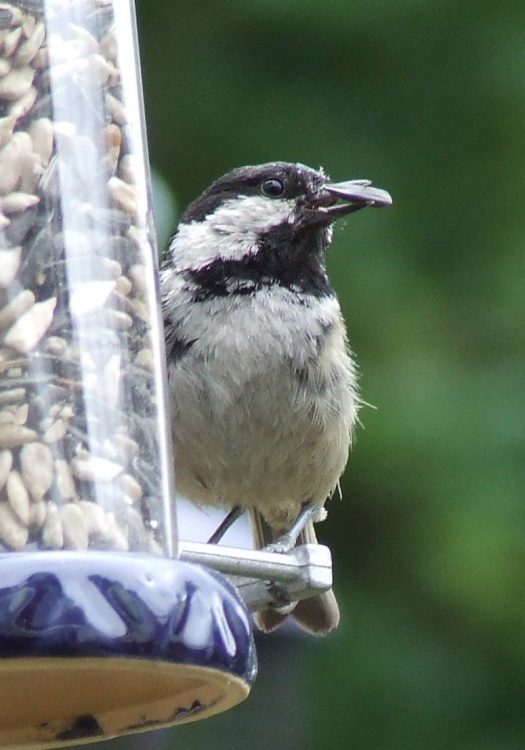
top-left (0, 552), bottom-right (257, 748)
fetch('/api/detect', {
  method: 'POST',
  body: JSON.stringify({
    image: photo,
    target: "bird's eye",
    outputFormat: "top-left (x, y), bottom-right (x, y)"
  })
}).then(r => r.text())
top-left (261, 178), bottom-right (284, 197)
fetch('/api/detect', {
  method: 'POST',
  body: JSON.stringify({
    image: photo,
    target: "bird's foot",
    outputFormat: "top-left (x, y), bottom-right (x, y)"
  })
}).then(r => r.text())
top-left (265, 581), bottom-right (297, 613)
top-left (262, 501), bottom-right (319, 554)
top-left (263, 534), bottom-right (296, 555)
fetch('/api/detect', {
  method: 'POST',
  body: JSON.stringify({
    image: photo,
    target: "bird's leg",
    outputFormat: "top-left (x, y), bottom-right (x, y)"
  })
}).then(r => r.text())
top-left (263, 501), bottom-right (318, 554)
top-left (207, 505), bottom-right (244, 544)
top-left (261, 501), bottom-right (320, 613)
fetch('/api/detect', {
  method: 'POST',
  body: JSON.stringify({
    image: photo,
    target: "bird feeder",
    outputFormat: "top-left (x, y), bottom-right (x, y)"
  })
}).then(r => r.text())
top-left (0, 1), bottom-right (256, 747)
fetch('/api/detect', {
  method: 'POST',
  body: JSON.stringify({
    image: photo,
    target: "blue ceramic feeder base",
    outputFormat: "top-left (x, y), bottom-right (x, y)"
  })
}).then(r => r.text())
top-left (0, 552), bottom-right (257, 749)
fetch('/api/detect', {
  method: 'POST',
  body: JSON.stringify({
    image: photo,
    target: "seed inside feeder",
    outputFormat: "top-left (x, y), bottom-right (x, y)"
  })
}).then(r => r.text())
top-left (0, 0), bottom-right (165, 555)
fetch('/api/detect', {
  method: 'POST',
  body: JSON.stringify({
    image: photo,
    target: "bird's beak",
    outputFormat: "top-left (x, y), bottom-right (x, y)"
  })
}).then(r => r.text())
top-left (305, 179), bottom-right (392, 223)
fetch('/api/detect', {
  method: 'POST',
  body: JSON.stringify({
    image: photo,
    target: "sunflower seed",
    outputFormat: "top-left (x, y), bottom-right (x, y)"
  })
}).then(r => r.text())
top-left (105, 91), bottom-right (128, 125)
top-left (99, 29), bottom-right (116, 61)
top-left (136, 348), bottom-right (154, 371)
top-left (4, 296), bottom-right (56, 353)
top-left (115, 275), bottom-right (132, 296)
top-left (15, 19), bottom-right (45, 65)
top-left (0, 501), bottom-right (28, 549)
top-left (0, 190), bottom-right (39, 213)
top-left (71, 453), bottom-right (123, 482)
top-left (115, 473), bottom-right (142, 503)
top-left (77, 500), bottom-right (107, 537)
top-left (0, 448), bottom-right (12, 489)
top-left (3, 25), bottom-right (22, 58)
top-left (118, 153), bottom-right (137, 185)
top-left (0, 288), bottom-right (35, 330)
top-left (107, 176), bottom-right (138, 216)
top-left (101, 122), bottom-right (120, 173)
top-left (0, 388), bottom-right (25, 406)
top-left (128, 263), bottom-right (147, 297)
top-left (6, 469), bottom-right (30, 524)
top-left (42, 417), bottom-right (66, 444)
top-left (70, 280), bottom-right (116, 316)
top-left (60, 503), bottom-right (88, 550)
top-left (0, 131), bottom-right (32, 194)
top-left (55, 458), bottom-right (76, 500)
top-left (0, 423), bottom-right (37, 448)
top-left (0, 113), bottom-right (16, 148)
top-left (9, 403), bottom-right (27, 424)
top-left (8, 83), bottom-right (37, 117)
top-left (42, 501), bottom-right (63, 549)
top-left (0, 247), bottom-right (21, 287)
top-left (21, 13), bottom-right (35, 39)
top-left (20, 441), bottom-right (54, 501)
top-left (28, 116), bottom-right (53, 164)
top-left (67, 22), bottom-right (98, 55)
top-left (0, 64), bottom-right (34, 99)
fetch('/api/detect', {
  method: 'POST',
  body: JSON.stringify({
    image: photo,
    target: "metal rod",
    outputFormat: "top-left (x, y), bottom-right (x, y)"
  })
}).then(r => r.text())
top-left (178, 540), bottom-right (334, 612)
top-left (179, 540), bottom-right (301, 582)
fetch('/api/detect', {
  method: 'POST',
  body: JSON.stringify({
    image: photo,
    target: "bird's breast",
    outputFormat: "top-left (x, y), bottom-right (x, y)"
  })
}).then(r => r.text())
top-left (169, 294), bottom-right (358, 519)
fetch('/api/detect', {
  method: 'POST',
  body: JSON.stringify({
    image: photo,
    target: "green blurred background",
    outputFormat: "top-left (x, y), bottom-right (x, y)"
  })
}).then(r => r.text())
top-left (98, 1), bottom-right (525, 748)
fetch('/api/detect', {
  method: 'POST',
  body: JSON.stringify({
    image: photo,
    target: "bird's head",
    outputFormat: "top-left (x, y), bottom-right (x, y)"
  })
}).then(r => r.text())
top-left (167, 162), bottom-right (391, 298)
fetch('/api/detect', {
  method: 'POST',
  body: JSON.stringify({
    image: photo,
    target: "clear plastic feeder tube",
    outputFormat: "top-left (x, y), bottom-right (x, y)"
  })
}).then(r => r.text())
top-left (0, 0), bottom-right (176, 556)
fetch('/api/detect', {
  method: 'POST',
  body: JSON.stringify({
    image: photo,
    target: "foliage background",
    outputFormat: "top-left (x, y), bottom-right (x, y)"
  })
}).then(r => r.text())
top-left (91, 1), bottom-right (525, 748)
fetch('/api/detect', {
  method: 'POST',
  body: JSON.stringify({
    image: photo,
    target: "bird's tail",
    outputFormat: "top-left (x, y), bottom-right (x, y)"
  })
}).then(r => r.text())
top-left (249, 509), bottom-right (340, 636)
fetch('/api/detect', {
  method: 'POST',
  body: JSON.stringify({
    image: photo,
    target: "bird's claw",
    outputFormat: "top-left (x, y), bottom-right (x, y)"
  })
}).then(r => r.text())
top-left (262, 533), bottom-right (295, 555)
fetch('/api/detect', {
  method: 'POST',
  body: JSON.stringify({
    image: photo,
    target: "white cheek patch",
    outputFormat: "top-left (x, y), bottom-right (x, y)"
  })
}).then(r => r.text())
top-left (170, 195), bottom-right (296, 269)
top-left (210, 195), bottom-right (295, 236)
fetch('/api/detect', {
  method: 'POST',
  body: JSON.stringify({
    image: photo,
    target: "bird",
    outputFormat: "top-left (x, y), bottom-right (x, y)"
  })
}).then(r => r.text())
top-left (161, 162), bottom-right (391, 635)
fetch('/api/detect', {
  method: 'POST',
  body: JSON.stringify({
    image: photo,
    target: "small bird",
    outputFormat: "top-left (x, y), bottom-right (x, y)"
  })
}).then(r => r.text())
top-left (161, 162), bottom-right (391, 635)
